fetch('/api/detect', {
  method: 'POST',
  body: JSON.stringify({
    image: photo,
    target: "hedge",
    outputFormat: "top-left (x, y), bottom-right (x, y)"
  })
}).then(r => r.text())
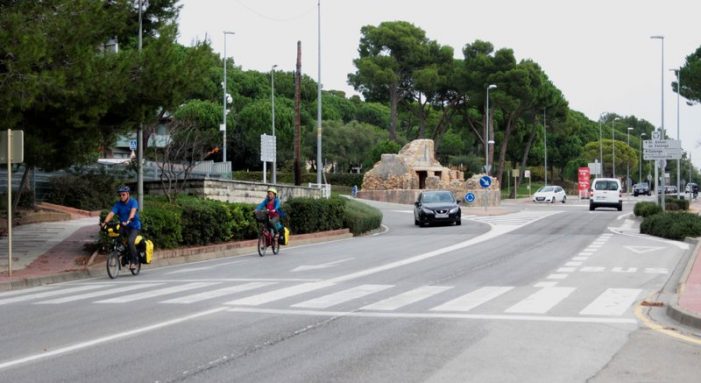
top-left (664, 197), bottom-right (689, 211)
top-left (343, 198), bottom-right (383, 235)
top-left (633, 201), bottom-right (662, 218)
top-left (283, 196), bottom-right (346, 234)
top-left (640, 212), bottom-right (701, 241)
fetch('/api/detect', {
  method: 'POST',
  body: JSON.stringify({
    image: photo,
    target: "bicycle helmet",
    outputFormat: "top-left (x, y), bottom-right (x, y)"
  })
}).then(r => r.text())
top-left (117, 185), bottom-right (130, 193)
top-left (267, 187), bottom-right (277, 195)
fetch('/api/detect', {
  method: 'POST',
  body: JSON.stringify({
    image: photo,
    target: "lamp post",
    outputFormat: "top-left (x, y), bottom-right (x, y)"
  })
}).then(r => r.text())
top-left (543, 108), bottom-right (547, 185)
top-left (639, 132), bottom-right (646, 184)
top-left (137, 0), bottom-right (143, 211)
top-left (671, 68), bottom-right (681, 198)
top-left (222, 31), bottom-right (235, 166)
top-left (316, 0), bottom-right (323, 186)
top-left (651, 35), bottom-right (664, 205)
top-left (485, 84), bottom-right (497, 175)
top-left (627, 127), bottom-right (633, 192)
top-left (598, 112), bottom-right (605, 177)
top-left (611, 117), bottom-right (620, 178)
top-left (271, 64), bottom-right (278, 184)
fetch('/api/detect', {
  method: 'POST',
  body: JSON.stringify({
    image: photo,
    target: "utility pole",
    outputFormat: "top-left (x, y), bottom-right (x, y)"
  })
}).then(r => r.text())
top-left (294, 41), bottom-right (302, 185)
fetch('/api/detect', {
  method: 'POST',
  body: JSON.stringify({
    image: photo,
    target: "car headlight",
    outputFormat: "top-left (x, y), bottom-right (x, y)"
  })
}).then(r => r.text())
top-left (421, 207), bottom-right (433, 214)
top-left (449, 207), bottom-right (459, 214)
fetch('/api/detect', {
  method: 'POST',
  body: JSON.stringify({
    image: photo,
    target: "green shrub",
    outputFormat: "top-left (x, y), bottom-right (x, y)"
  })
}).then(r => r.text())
top-left (344, 198), bottom-right (383, 235)
top-left (640, 212), bottom-right (701, 240)
top-left (665, 197), bottom-right (689, 211)
top-left (634, 201), bottom-right (662, 217)
top-left (284, 196), bottom-right (346, 234)
top-left (46, 169), bottom-right (125, 210)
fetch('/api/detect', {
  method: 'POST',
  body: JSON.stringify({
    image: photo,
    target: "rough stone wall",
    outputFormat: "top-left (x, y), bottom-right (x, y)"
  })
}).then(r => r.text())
top-left (143, 179), bottom-right (324, 204)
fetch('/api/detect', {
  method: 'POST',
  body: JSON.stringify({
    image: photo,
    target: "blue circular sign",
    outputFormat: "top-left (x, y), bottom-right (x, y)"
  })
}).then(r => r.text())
top-left (465, 192), bottom-right (476, 203)
top-left (479, 176), bottom-right (492, 188)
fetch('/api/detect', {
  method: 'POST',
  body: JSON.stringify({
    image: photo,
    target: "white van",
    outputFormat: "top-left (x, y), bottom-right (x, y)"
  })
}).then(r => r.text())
top-left (589, 178), bottom-right (622, 211)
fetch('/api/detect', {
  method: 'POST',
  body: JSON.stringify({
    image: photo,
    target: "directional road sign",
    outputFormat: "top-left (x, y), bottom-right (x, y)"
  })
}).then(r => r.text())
top-left (479, 175), bottom-right (492, 188)
top-left (465, 192), bottom-right (476, 203)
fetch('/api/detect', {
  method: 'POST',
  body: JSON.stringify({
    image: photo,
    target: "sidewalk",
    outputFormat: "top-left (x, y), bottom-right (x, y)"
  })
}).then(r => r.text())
top-left (666, 196), bottom-right (701, 329)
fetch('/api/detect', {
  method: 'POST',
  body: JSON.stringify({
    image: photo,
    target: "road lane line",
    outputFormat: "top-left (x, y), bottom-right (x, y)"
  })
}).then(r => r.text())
top-left (430, 286), bottom-right (513, 312)
top-left (95, 282), bottom-right (217, 303)
top-left (226, 307), bottom-right (638, 325)
top-left (505, 287), bottom-right (575, 314)
top-left (36, 283), bottom-right (165, 304)
top-left (0, 285), bottom-right (108, 305)
top-left (361, 285), bottom-right (452, 311)
top-left (224, 281), bottom-right (336, 306)
top-left (291, 284), bottom-right (392, 309)
top-left (161, 282), bottom-right (275, 304)
top-left (580, 288), bottom-right (642, 316)
top-left (0, 307), bottom-right (228, 372)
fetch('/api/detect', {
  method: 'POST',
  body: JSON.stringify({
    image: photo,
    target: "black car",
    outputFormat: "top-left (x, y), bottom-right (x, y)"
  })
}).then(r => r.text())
top-left (414, 190), bottom-right (461, 227)
top-left (633, 182), bottom-right (650, 196)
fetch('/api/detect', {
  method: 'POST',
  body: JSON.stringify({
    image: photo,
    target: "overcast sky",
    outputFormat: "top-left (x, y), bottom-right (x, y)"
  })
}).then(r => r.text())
top-left (177, 0), bottom-right (701, 170)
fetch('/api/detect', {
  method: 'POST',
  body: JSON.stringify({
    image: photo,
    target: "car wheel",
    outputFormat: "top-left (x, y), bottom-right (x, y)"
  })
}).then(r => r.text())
top-left (414, 219), bottom-right (419, 226)
top-left (617, 203), bottom-right (622, 211)
top-left (561, 196), bottom-right (566, 204)
top-left (589, 203), bottom-right (595, 211)
top-left (456, 217), bottom-right (461, 226)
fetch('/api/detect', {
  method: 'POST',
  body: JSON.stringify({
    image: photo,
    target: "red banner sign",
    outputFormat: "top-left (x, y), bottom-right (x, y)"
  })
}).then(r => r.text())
top-left (578, 167), bottom-right (591, 196)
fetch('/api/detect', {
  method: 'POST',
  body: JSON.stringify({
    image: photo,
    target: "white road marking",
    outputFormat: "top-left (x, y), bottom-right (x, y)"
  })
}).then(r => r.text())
top-left (0, 307), bottom-right (228, 371)
top-left (36, 283), bottom-right (165, 304)
top-left (572, 257), bottom-right (588, 261)
top-left (291, 258), bottom-right (354, 272)
top-left (224, 281), bottom-right (336, 306)
top-left (565, 262), bottom-right (583, 267)
top-left (534, 282), bottom-right (559, 288)
top-left (226, 307), bottom-right (638, 324)
top-left (557, 267), bottom-right (576, 273)
top-left (95, 282), bottom-right (217, 303)
top-left (0, 285), bottom-right (107, 305)
top-left (624, 245), bottom-right (666, 254)
top-left (505, 287), bottom-right (575, 314)
top-left (431, 286), bottom-right (513, 312)
top-left (547, 274), bottom-right (568, 280)
top-left (580, 266), bottom-right (606, 272)
top-left (166, 266), bottom-right (216, 275)
top-left (580, 288), bottom-right (642, 316)
top-left (292, 284), bottom-right (392, 309)
top-left (361, 285), bottom-right (452, 311)
top-left (0, 285), bottom-right (57, 299)
top-left (160, 282), bottom-right (275, 304)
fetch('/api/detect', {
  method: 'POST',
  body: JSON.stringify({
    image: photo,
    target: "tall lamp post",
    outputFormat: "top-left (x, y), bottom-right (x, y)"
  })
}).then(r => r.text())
top-left (485, 84), bottom-right (497, 175)
top-left (611, 117), bottom-right (620, 177)
top-left (639, 132), bottom-right (646, 184)
top-left (137, 0), bottom-right (143, 211)
top-left (651, 35), bottom-right (664, 204)
top-left (627, 127), bottom-right (633, 191)
top-left (271, 64), bottom-right (278, 184)
top-left (671, 68), bottom-right (681, 198)
top-left (222, 31), bottom-right (235, 166)
top-left (316, 0), bottom-right (323, 186)
top-left (599, 112), bottom-right (606, 177)
top-left (543, 108), bottom-right (547, 185)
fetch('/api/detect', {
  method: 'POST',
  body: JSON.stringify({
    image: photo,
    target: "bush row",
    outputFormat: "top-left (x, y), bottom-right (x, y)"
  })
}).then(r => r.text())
top-left (664, 197), bottom-right (689, 211)
top-left (640, 212), bottom-right (701, 241)
top-left (633, 201), bottom-right (662, 218)
top-left (101, 194), bottom-right (382, 249)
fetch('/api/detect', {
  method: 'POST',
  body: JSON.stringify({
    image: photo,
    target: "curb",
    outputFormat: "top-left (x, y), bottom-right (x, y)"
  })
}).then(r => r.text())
top-left (0, 229), bottom-right (353, 292)
top-left (666, 237), bottom-right (701, 330)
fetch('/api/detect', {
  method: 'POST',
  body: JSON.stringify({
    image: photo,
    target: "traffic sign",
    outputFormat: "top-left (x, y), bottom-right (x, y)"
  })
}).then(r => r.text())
top-left (260, 134), bottom-right (276, 162)
top-left (479, 175), bottom-right (492, 188)
top-left (129, 139), bottom-right (137, 151)
top-left (643, 139), bottom-right (680, 150)
top-left (465, 192), bottom-right (475, 203)
top-left (644, 148), bottom-right (682, 160)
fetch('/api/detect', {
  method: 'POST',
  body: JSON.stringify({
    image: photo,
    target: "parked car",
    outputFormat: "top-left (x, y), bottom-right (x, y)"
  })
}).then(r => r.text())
top-left (658, 185), bottom-right (678, 194)
top-left (532, 185), bottom-right (566, 203)
top-left (589, 178), bottom-right (622, 211)
top-left (685, 182), bottom-right (698, 194)
top-left (414, 190), bottom-right (461, 227)
top-left (633, 182), bottom-right (650, 196)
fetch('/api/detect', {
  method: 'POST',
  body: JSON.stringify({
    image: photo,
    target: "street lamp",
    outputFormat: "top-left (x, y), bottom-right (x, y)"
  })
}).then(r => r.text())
top-left (543, 108), bottom-right (547, 185)
top-left (485, 84), bottom-right (497, 175)
top-left (598, 112), bottom-right (606, 177)
top-left (611, 117), bottom-right (620, 177)
top-left (137, 0), bottom-right (144, 211)
top-left (627, 127), bottom-right (633, 191)
top-left (671, 68), bottom-right (681, 198)
top-left (271, 64), bottom-right (278, 184)
top-left (639, 132), bottom-right (646, 184)
top-left (316, 0), bottom-right (323, 185)
top-left (222, 31), bottom-right (235, 166)
top-left (651, 35), bottom-right (664, 203)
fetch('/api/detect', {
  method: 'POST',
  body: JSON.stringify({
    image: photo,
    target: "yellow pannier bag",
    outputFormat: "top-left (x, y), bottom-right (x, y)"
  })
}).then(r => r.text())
top-left (283, 227), bottom-right (290, 245)
top-left (143, 240), bottom-right (154, 264)
top-left (135, 236), bottom-right (154, 264)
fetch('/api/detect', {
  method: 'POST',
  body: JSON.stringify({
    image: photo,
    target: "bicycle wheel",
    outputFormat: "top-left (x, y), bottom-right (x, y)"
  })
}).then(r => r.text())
top-left (130, 257), bottom-right (141, 276)
top-left (106, 251), bottom-right (120, 279)
top-left (272, 233), bottom-right (280, 255)
top-left (257, 232), bottom-right (267, 257)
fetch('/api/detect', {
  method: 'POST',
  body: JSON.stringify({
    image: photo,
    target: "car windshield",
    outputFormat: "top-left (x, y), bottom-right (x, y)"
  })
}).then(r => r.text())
top-left (595, 181), bottom-right (619, 191)
top-left (538, 186), bottom-right (554, 193)
top-left (424, 192), bottom-right (453, 203)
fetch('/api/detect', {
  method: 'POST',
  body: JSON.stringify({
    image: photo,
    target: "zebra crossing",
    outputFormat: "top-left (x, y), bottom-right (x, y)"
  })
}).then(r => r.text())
top-left (0, 280), bottom-right (643, 323)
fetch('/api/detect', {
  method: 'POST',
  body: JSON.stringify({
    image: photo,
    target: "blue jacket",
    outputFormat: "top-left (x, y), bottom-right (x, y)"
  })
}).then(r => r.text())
top-left (111, 198), bottom-right (142, 230)
top-left (256, 197), bottom-right (283, 218)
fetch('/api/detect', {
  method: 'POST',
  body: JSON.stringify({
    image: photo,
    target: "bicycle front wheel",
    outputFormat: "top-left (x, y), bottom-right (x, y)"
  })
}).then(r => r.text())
top-left (130, 258), bottom-right (141, 276)
top-left (272, 233), bottom-right (280, 255)
top-left (106, 251), bottom-right (120, 279)
top-left (257, 233), bottom-right (267, 257)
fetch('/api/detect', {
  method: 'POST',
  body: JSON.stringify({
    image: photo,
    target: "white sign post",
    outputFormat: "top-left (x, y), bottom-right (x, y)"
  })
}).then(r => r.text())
top-left (1, 129), bottom-right (24, 277)
top-left (260, 134), bottom-right (276, 183)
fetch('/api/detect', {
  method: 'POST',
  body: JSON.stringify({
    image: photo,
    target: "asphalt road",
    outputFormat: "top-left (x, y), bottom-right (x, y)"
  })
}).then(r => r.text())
top-left (1, 197), bottom-right (700, 382)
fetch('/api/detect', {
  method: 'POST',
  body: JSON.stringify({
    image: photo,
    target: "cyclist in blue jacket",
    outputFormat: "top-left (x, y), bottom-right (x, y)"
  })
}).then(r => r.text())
top-left (101, 185), bottom-right (142, 269)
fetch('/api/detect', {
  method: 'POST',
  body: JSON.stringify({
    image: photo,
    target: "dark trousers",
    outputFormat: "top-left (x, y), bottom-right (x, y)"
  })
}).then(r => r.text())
top-left (121, 226), bottom-right (140, 264)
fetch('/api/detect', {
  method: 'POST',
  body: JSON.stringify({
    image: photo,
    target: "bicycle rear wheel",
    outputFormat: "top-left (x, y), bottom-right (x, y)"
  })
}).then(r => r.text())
top-left (272, 233), bottom-right (280, 255)
top-left (130, 257), bottom-right (141, 276)
top-left (106, 251), bottom-right (120, 279)
top-left (257, 233), bottom-right (267, 257)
